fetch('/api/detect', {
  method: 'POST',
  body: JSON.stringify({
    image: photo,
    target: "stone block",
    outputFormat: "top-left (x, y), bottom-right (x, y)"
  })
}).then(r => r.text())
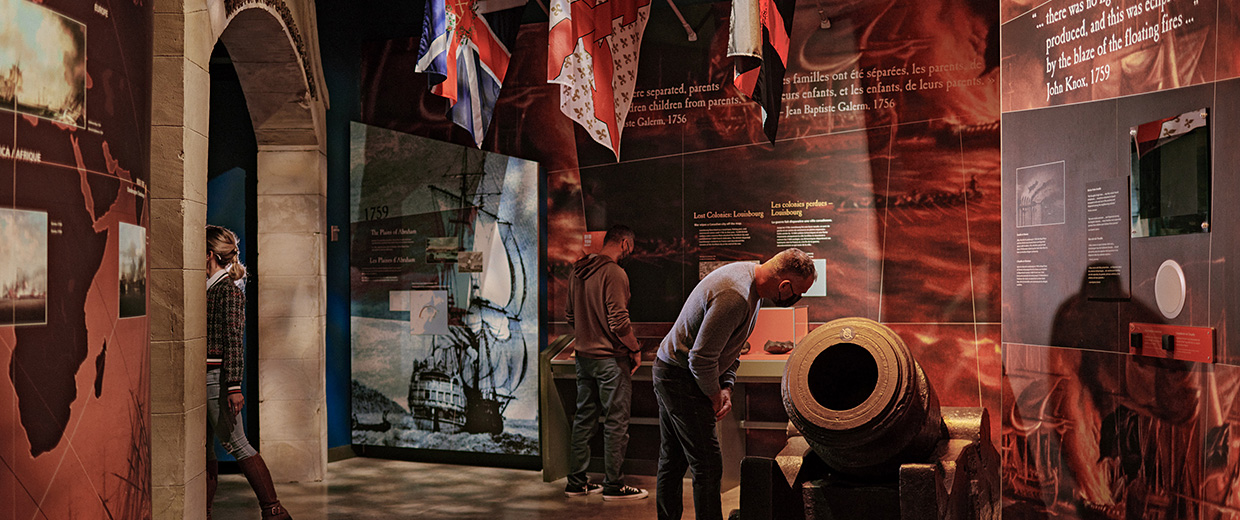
top-left (150, 199), bottom-right (206, 269)
top-left (183, 273), bottom-right (208, 341)
top-left (153, 0), bottom-right (186, 14)
top-left (153, 12), bottom-right (186, 57)
top-left (257, 358), bottom-right (323, 402)
top-left (257, 127), bottom-right (320, 148)
top-left (186, 402), bottom-right (207, 480)
top-left (259, 398), bottom-right (323, 441)
top-left (150, 340), bottom-right (188, 414)
top-left (257, 194), bottom-right (321, 235)
top-left (152, 57), bottom-right (189, 127)
top-left (150, 125), bottom-right (186, 199)
top-left (183, 337), bottom-right (208, 407)
top-left (261, 439), bottom-right (325, 483)
top-left (154, 0), bottom-right (208, 14)
top-left (182, 129), bottom-right (209, 203)
top-left (184, 9), bottom-right (215, 70)
top-left (150, 268), bottom-right (208, 344)
top-left (257, 232), bottom-right (320, 276)
top-left (185, 199), bottom-right (208, 263)
top-left (256, 275), bottom-right (322, 319)
top-left (184, 62), bottom-right (211, 137)
top-left (150, 198), bottom-right (186, 268)
top-left (184, 470), bottom-right (206, 520)
top-left (257, 150), bottom-right (325, 196)
top-left (256, 316), bottom-right (324, 361)
top-left (235, 60), bottom-right (307, 99)
top-left (151, 412), bottom-right (189, 484)
top-left (150, 269), bottom-right (185, 342)
top-left (152, 483), bottom-right (186, 520)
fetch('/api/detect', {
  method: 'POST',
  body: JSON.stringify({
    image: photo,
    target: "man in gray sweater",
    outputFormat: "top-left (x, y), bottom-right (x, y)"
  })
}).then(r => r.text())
top-left (654, 248), bottom-right (816, 519)
top-left (564, 225), bottom-right (648, 500)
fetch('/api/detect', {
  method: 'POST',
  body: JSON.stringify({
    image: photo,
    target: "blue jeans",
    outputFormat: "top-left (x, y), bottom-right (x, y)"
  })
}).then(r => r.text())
top-left (206, 368), bottom-right (257, 461)
top-left (654, 360), bottom-right (723, 520)
top-left (568, 355), bottom-right (633, 491)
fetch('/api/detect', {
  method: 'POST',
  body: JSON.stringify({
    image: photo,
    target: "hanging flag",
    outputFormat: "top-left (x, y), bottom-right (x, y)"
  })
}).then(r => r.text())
top-left (728, 0), bottom-right (796, 144)
top-left (548, 0), bottom-right (652, 158)
top-left (417, 0), bottom-right (522, 146)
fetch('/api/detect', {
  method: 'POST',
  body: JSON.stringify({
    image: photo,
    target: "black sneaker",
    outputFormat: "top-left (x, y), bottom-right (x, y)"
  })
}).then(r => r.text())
top-left (564, 482), bottom-right (603, 497)
top-left (602, 485), bottom-right (649, 501)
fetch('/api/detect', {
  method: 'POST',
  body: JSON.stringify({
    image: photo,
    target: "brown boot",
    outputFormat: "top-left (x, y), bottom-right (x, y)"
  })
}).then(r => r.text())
top-left (206, 460), bottom-right (218, 520)
top-left (237, 453), bottom-right (292, 519)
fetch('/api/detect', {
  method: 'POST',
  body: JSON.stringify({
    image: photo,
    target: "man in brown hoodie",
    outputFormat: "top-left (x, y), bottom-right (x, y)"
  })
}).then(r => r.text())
top-left (564, 225), bottom-right (649, 501)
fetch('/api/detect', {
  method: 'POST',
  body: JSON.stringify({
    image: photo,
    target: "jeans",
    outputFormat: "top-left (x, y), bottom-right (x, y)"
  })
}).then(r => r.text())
top-left (567, 355), bottom-right (633, 491)
top-left (654, 360), bottom-right (723, 520)
top-left (206, 368), bottom-right (257, 461)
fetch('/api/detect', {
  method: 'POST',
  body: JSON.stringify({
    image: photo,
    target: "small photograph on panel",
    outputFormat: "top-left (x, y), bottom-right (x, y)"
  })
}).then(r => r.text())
top-left (388, 289), bottom-right (448, 335)
top-left (457, 251), bottom-right (483, 273)
top-left (698, 259), bottom-right (758, 280)
top-left (0, 0), bottom-right (87, 128)
top-left (118, 223), bottom-right (146, 318)
top-left (0, 208), bottom-right (48, 325)
top-left (1015, 161), bottom-right (1066, 227)
top-left (425, 236), bottom-right (458, 263)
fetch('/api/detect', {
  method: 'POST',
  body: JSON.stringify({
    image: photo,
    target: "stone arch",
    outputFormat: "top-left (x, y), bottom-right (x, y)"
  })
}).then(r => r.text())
top-left (218, 2), bottom-right (321, 146)
top-left (150, 1), bottom-right (326, 518)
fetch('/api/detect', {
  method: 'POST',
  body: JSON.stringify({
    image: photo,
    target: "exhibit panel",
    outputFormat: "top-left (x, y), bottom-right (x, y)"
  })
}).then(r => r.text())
top-left (1001, 99), bottom-right (1128, 352)
top-left (1220, 0), bottom-right (1240, 81)
top-left (962, 130), bottom-right (1004, 323)
top-left (999, 0), bottom-right (1218, 112)
top-left (349, 0), bottom-right (1000, 485)
top-left (1001, 0), bottom-right (1240, 514)
top-left (1211, 78), bottom-right (1240, 365)
top-left (881, 120), bottom-right (999, 324)
top-left (1000, 343), bottom-right (1238, 518)
top-left (534, 0), bottom-right (1000, 479)
top-left (677, 129), bottom-right (887, 323)
top-left (573, 154), bottom-right (687, 322)
top-left (348, 123), bottom-right (541, 465)
top-left (0, 0), bottom-right (152, 518)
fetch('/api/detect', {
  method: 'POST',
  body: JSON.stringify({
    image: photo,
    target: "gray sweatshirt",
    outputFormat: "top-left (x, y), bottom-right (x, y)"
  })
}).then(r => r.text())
top-left (657, 262), bottom-right (762, 397)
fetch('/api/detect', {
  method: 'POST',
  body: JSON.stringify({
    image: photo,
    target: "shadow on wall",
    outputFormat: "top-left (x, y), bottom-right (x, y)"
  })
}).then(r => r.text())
top-left (1002, 264), bottom-right (1240, 519)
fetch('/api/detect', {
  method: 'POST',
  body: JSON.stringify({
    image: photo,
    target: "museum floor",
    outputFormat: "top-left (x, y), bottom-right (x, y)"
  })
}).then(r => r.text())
top-left (213, 456), bottom-right (741, 519)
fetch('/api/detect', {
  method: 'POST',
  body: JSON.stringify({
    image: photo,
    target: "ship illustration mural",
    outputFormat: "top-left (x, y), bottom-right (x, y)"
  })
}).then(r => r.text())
top-left (349, 122), bottom-right (539, 458)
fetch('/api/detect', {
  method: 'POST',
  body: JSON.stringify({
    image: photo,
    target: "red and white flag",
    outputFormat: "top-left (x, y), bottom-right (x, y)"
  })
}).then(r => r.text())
top-left (548, 0), bottom-right (651, 158)
top-left (728, 0), bottom-right (796, 144)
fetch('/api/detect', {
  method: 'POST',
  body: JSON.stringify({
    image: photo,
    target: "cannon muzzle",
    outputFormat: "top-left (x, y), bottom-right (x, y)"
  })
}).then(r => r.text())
top-left (782, 317), bottom-right (944, 477)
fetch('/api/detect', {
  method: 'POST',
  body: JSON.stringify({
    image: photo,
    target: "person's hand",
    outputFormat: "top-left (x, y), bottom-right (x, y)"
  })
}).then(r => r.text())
top-left (711, 387), bottom-right (733, 421)
top-left (629, 349), bottom-right (641, 375)
top-left (227, 393), bottom-right (245, 416)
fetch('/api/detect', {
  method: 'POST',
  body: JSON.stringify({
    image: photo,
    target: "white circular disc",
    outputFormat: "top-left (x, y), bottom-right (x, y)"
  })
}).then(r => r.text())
top-left (1154, 260), bottom-right (1186, 319)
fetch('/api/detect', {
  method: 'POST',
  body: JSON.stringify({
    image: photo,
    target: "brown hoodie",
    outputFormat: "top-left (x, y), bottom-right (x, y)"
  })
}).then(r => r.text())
top-left (566, 254), bottom-right (640, 359)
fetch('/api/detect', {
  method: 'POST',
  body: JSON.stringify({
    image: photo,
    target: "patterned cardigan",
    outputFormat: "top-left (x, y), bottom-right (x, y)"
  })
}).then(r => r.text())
top-left (207, 276), bottom-right (246, 395)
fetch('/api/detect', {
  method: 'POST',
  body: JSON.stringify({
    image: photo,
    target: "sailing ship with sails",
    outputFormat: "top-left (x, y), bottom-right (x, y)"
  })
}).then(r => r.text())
top-left (406, 158), bottom-right (531, 435)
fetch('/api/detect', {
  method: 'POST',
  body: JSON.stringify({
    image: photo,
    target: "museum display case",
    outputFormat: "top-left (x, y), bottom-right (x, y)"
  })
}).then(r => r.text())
top-left (541, 306), bottom-right (808, 485)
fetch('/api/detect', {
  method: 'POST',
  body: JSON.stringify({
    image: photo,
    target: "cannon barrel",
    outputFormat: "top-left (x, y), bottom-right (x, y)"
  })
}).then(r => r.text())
top-left (782, 317), bottom-right (944, 477)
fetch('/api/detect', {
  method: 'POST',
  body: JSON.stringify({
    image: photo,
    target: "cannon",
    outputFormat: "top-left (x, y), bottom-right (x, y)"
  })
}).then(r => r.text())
top-left (738, 318), bottom-right (1000, 520)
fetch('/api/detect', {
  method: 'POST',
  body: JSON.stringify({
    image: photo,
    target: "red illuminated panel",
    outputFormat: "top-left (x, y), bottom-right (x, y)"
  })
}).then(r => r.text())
top-left (582, 231), bottom-right (606, 256)
top-left (742, 307), bottom-right (808, 359)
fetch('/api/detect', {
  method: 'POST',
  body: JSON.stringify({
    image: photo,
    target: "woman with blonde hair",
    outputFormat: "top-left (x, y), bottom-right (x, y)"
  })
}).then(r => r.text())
top-left (205, 225), bottom-right (291, 519)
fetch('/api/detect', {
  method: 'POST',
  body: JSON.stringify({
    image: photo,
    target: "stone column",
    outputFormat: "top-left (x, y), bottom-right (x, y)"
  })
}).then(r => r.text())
top-left (151, 1), bottom-right (214, 518)
top-left (255, 149), bottom-right (328, 482)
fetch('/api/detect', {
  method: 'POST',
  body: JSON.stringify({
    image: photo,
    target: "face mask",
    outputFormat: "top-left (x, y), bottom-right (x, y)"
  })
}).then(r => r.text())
top-left (617, 240), bottom-right (633, 263)
top-left (772, 281), bottom-right (802, 307)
